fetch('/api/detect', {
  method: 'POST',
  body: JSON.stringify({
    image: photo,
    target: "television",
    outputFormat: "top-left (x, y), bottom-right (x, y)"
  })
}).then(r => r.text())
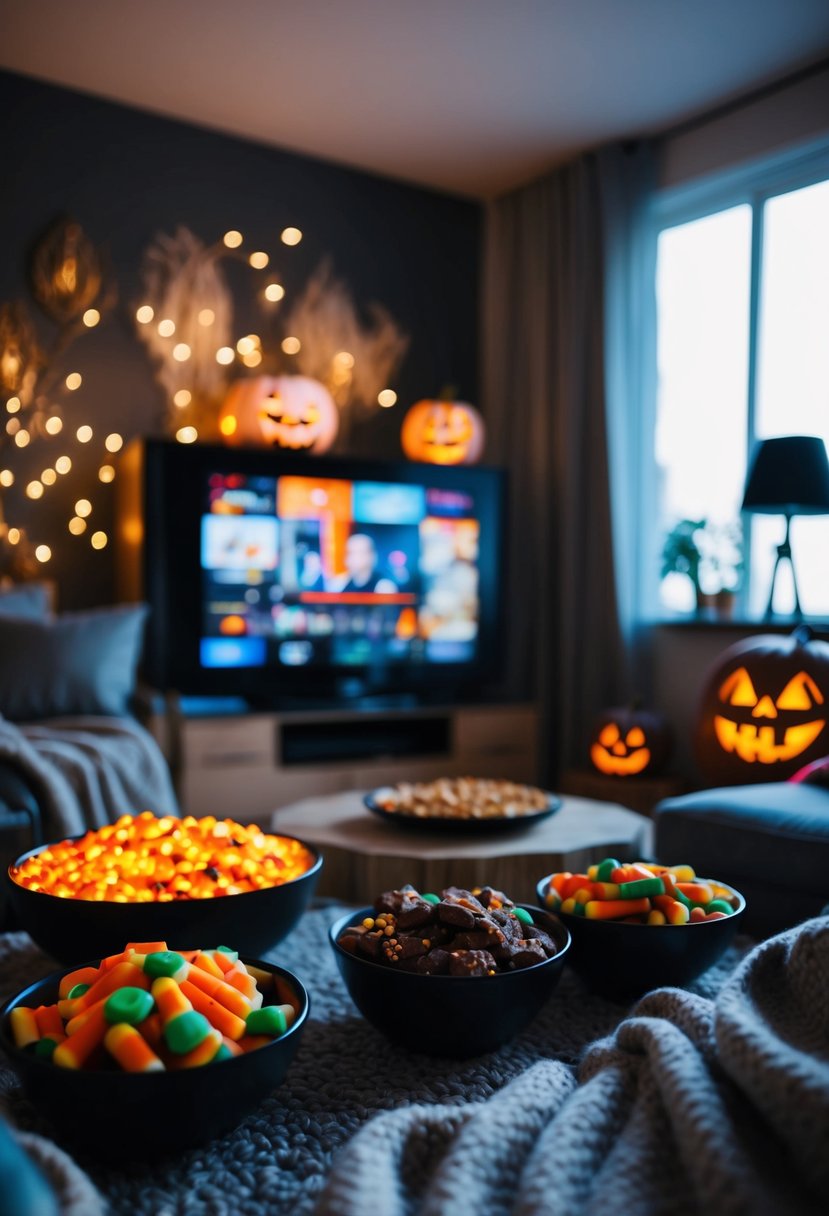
top-left (118, 439), bottom-right (506, 707)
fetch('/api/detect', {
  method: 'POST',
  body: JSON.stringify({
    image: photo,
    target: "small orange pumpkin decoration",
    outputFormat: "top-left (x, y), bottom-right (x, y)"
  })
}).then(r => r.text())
top-left (695, 625), bottom-right (829, 784)
top-left (219, 376), bottom-right (339, 452)
top-left (401, 399), bottom-right (485, 465)
top-left (589, 706), bottom-right (671, 778)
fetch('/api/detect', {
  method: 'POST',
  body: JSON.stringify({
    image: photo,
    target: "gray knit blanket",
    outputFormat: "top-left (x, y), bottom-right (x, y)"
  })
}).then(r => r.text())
top-left (1, 908), bottom-right (827, 1216)
top-left (0, 714), bottom-right (178, 839)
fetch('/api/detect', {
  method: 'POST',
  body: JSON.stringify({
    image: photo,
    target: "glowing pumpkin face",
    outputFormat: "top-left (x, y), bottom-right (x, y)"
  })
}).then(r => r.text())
top-left (401, 399), bottom-right (485, 465)
top-left (696, 627), bottom-right (829, 785)
top-left (219, 376), bottom-right (338, 453)
top-left (589, 707), bottom-right (671, 778)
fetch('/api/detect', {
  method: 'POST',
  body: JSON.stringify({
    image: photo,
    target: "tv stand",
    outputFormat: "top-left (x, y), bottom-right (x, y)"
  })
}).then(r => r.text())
top-left (148, 697), bottom-right (540, 824)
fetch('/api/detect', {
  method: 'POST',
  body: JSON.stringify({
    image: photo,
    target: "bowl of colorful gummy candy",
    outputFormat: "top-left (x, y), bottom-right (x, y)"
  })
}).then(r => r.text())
top-left (330, 883), bottom-right (571, 1057)
top-left (0, 939), bottom-right (309, 1157)
top-left (535, 858), bottom-right (746, 999)
top-left (5, 812), bottom-right (323, 963)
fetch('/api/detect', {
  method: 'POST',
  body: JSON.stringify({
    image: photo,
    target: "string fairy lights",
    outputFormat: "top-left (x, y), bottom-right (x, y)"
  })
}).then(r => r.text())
top-left (0, 217), bottom-right (122, 573)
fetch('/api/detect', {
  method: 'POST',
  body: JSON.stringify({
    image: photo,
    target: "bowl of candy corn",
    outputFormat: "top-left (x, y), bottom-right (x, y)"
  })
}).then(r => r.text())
top-left (535, 858), bottom-right (746, 1000)
top-left (330, 883), bottom-right (570, 1057)
top-left (5, 813), bottom-right (323, 963)
top-left (0, 940), bottom-right (309, 1158)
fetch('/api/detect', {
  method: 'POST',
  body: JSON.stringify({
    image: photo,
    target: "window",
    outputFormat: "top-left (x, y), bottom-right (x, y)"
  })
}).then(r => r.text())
top-left (654, 149), bottom-right (829, 619)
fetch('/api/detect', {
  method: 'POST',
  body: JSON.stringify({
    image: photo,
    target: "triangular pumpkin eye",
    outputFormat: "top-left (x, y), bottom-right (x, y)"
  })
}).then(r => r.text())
top-left (776, 672), bottom-right (825, 711)
top-left (719, 667), bottom-right (758, 707)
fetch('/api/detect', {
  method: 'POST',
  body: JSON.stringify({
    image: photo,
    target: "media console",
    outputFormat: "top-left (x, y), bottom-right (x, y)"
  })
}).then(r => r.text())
top-left (147, 699), bottom-right (541, 824)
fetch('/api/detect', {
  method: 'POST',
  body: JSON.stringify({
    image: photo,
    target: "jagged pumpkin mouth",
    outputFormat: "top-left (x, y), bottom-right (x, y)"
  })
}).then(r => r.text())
top-left (713, 716), bottom-right (825, 763)
top-left (262, 408), bottom-right (320, 449)
top-left (589, 744), bottom-right (651, 775)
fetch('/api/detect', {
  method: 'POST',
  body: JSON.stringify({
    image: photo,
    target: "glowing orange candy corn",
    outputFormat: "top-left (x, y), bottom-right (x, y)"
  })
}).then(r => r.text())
top-left (104, 1023), bottom-right (164, 1073)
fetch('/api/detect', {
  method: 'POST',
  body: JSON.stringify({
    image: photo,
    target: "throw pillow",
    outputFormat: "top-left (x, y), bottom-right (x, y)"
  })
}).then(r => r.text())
top-left (0, 604), bottom-right (148, 722)
top-left (0, 582), bottom-right (52, 618)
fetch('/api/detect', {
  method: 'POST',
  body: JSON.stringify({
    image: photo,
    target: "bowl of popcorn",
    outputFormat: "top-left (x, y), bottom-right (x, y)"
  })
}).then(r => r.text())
top-left (6, 813), bottom-right (322, 963)
top-left (330, 883), bottom-right (570, 1057)
top-left (535, 858), bottom-right (746, 999)
top-left (364, 777), bottom-right (560, 833)
top-left (0, 940), bottom-right (309, 1157)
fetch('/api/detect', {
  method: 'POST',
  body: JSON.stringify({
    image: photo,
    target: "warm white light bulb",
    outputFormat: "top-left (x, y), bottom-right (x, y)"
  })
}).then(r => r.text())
top-left (66, 372), bottom-right (82, 391)
top-left (76, 425), bottom-right (93, 443)
top-left (157, 319), bottom-right (176, 338)
top-left (45, 416), bottom-right (63, 434)
top-left (173, 389), bottom-right (192, 408)
top-left (223, 230), bottom-right (243, 248)
top-left (264, 283), bottom-right (285, 302)
top-left (55, 456), bottom-right (72, 474)
top-left (249, 251), bottom-right (269, 269)
top-left (99, 465), bottom-right (116, 483)
top-left (136, 305), bottom-right (154, 324)
top-left (216, 347), bottom-right (235, 365)
top-left (75, 499), bottom-right (92, 517)
top-left (281, 227), bottom-right (302, 246)
top-left (175, 426), bottom-right (198, 444)
top-left (91, 531), bottom-right (108, 550)
top-left (82, 308), bottom-right (100, 327)
top-left (378, 389), bottom-right (397, 408)
top-left (281, 336), bottom-right (301, 355)
top-left (104, 433), bottom-right (123, 453)
top-left (35, 545), bottom-right (51, 563)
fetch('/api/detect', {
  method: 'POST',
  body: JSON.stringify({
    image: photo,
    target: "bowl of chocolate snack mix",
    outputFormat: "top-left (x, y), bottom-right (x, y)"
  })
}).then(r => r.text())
top-left (330, 883), bottom-right (570, 1057)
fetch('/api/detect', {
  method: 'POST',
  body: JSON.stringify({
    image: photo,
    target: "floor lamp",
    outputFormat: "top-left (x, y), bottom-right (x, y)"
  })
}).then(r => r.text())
top-left (741, 435), bottom-right (829, 618)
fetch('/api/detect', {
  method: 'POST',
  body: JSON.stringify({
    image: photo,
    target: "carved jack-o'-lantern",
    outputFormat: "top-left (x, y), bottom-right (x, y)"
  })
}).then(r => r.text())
top-left (219, 376), bottom-right (339, 452)
top-left (695, 626), bottom-right (829, 785)
top-left (401, 399), bottom-right (485, 465)
top-left (590, 706), bottom-right (671, 778)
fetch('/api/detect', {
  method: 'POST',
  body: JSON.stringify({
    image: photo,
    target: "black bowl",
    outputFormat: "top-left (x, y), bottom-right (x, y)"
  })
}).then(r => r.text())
top-left (329, 904), bottom-right (570, 1057)
top-left (535, 875), bottom-right (746, 1000)
top-left (0, 956), bottom-right (309, 1159)
top-left (6, 838), bottom-right (323, 963)
top-left (364, 789), bottom-right (561, 834)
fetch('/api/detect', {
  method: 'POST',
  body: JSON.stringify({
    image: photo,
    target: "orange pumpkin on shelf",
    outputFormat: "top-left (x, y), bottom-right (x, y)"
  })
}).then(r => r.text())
top-left (589, 706), bottom-right (671, 778)
top-left (218, 376), bottom-right (339, 452)
top-left (695, 625), bottom-right (829, 785)
top-left (401, 398), bottom-right (485, 465)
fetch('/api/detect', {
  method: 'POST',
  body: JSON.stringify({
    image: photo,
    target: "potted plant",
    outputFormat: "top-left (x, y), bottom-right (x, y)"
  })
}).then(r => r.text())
top-left (661, 519), bottom-right (743, 616)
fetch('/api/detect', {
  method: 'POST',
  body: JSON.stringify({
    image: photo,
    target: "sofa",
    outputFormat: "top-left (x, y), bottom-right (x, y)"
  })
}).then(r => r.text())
top-left (0, 582), bottom-right (179, 926)
top-left (653, 767), bottom-right (829, 938)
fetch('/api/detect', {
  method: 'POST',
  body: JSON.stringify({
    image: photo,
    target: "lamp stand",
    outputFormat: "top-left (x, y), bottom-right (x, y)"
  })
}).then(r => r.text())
top-left (765, 512), bottom-right (802, 619)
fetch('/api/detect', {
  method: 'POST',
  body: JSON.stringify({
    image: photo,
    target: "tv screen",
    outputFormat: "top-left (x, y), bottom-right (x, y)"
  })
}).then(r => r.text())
top-left (124, 441), bottom-right (505, 705)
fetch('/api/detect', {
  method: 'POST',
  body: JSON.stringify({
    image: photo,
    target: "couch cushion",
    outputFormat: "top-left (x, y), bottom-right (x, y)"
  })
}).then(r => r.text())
top-left (0, 604), bottom-right (148, 721)
top-left (653, 783), bottom-right (829, 935)
top-left (0, 582), bottom-right (51, 618)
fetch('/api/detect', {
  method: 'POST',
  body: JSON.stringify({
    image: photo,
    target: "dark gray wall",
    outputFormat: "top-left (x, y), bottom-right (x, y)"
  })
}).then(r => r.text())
top-left (0, 71), bottom-right (481, 609)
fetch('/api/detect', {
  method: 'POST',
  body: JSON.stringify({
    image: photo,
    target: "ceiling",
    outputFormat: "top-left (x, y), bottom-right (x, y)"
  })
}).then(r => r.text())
top-left (3, 0), bottom-right (829, 197)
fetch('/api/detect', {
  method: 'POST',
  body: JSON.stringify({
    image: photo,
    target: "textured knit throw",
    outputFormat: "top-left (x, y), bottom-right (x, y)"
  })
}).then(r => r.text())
top-left (316, 915), bottom-right (829, 1216)
top-left (1, 911), bottom-right (827, 1215)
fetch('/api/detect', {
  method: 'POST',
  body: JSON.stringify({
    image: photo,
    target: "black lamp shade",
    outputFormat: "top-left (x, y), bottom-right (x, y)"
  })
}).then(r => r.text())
top-left (742, 436), bottom-right (829, 515)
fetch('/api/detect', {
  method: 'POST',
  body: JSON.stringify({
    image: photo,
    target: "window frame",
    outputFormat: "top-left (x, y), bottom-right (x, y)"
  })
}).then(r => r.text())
top-left (651, 138), bottom-right (829, 625)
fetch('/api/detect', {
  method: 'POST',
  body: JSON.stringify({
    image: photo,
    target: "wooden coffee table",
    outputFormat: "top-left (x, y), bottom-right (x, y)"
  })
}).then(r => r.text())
top-left (269, 791), bottom-right (653, 905)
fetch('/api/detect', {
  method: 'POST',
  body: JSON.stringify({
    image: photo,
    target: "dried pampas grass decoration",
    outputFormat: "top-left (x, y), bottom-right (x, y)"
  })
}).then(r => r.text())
top-left (282, 261), bottom-right (408, 445)
top-left (136, 227), bottom-right (233, 436)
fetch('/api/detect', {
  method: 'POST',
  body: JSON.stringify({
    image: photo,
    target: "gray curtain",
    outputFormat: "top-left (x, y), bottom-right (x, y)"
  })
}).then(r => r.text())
top-left (482, 142), bottom-right (658, 783)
